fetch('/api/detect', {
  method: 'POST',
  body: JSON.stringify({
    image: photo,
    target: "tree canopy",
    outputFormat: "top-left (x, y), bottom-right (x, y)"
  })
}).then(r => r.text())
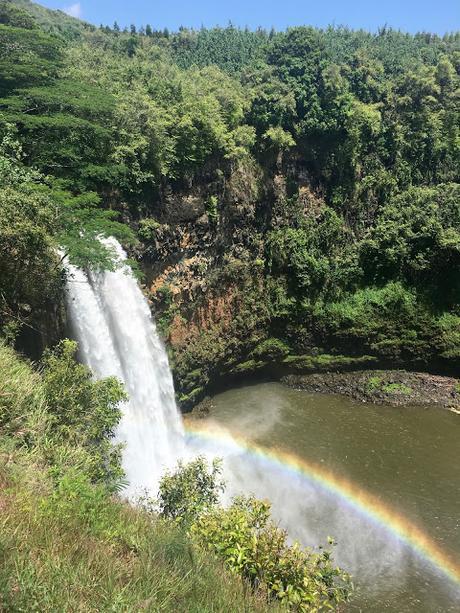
top-left (0, 0), bottom-right (459, 372)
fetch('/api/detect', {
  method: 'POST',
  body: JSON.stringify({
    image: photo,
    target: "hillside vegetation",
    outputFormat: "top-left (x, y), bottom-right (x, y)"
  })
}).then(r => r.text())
top-left (0, 342), bottom-right (272, 611)
top-left (0, 0), bottom-right (459, 403)
top-left (0, 340), bottom-right (351, 611)
top-left (0, 1), bottom-right (457, 608)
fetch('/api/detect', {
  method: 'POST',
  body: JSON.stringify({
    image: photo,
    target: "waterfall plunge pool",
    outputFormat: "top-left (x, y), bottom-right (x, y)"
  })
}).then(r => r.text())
top-left (64, 240), bottom-right (459, 612)
top-left (186, 382), bottom-right (460, 612)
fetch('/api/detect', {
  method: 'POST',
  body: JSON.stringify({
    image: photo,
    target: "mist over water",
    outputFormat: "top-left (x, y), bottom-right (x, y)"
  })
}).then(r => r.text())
top-left (64, 239), bottom-right (460, 612)
top-left (196, 386), bottom-right (460, 611)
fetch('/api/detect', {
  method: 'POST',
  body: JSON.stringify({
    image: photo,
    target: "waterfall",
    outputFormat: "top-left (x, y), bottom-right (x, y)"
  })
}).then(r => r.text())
top-left (62, 241), bottom-right (460, 610)
top-left (64, 238), bottom-right (184, 495)
top-left (63, 238), bottom-right (444, 600)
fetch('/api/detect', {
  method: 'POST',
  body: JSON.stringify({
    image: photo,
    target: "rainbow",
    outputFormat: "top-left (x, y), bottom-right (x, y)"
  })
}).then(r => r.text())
top-left (184, 421), bottom-right (460, 587)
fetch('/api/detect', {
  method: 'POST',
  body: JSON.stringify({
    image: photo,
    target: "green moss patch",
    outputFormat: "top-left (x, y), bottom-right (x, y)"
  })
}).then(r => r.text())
top-left (282, 353), bottom-right (377, 372)
top-left (382, 382), bottom-right (413, 395)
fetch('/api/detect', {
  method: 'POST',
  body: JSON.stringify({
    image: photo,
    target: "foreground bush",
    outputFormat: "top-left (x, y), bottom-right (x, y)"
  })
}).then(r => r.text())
top-left (0, 339), bottom-right (126, 490)
top-left (41, 339), bottom-right (126, 489)
top-left (157, 457), bottom-right (353, 610)
top-left (0, 344), bottom-right (273, 612)
top-left (157, 456), bottom-right (225, 522)
top-left (0, 458), bottom-right (271, 612)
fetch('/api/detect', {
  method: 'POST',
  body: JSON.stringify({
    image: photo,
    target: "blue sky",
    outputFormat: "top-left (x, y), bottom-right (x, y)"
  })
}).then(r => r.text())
top-left (39, 1), bottom-right (459, 34)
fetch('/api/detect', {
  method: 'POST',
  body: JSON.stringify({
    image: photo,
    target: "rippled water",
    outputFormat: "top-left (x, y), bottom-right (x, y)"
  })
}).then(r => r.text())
top-left (194, 382), bottom-right (460, 612)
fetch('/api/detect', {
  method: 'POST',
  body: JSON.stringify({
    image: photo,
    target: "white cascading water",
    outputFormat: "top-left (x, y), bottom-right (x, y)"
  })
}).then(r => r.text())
top-left (64, 238), bottom-right (184, 494)
top-left (64, 238), bottom-right (392, 524)
top-left (64, 238), bottom-right (452, 607)
top-left (63, 238), bottom-right (399, 544)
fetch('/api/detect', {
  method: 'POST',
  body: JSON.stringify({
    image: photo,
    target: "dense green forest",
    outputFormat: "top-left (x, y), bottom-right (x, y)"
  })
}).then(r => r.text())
top-left (0, 1), bottom-right (458, 609)
top-left (0, 0), bottom-right (459, 405)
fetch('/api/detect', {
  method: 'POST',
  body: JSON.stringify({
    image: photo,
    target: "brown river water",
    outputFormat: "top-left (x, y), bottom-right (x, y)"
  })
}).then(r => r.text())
top-left (187, 382), bottom-right (460, 612)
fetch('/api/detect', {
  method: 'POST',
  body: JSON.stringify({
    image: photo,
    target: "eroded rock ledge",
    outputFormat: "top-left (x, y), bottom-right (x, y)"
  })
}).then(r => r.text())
top-left (282, 370), bottom-right (460, 411)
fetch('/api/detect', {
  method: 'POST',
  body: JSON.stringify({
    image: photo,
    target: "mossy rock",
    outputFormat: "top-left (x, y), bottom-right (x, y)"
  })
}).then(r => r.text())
top-left (282, 353), bottom-right (377, 372)
top-left (229, 359), bottom-right (267, 374)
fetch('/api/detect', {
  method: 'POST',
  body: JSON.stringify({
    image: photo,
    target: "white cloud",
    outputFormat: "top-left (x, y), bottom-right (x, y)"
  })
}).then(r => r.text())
top-left (63, 2), bottom-right (82, 19)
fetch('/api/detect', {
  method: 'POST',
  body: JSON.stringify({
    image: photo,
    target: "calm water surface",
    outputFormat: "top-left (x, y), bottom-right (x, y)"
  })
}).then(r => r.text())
top-left (198, 382), bottom-right (460, 612)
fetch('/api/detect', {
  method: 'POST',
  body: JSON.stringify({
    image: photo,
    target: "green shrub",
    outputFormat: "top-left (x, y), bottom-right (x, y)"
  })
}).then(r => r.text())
top-left (158, 458), bottom-right (353, 610)
top-left (437, 313), bottom-right (460, 359)
top-left (367, 376), bottom-right (382, 391)
top-left (251, 338), bottom-right (290, 360)
top-left (0, 184), bottom-right (61, 334)
top-left (157, 457), bottom-right (225, 523)
top-left (39, 470), bottom-right (122, 539)
top-left (138, 217), bottom-right (161, 241)
top-left (192, 496), bottom-right (352, 610)
top-left (282, 353), bottom-right (376, 371)
top-left (230, 358), bottom-right (267, 374)
top-left (316, 283), bottom-right (437, 362)
top-left (382, 383), bottom-right (412, 395)
top-left (0, 340), bottom-right (126, 492)
top-left (178, 386), bottom-right (205, 406)
top-left (41, 339), bottom-right (127, 489)
top-left (206, 195), bottom-right (219, 220)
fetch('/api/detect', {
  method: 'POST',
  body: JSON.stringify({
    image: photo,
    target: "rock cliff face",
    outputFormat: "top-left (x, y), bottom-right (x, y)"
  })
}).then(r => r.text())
top-left (16, 292), bottom-right (67, 361)
top-left (139, 159), bottom-right (373, 408)
top-left (140, 160), bottom-right (271, 407)
top-left (135, 153), bottom-right (460, 409)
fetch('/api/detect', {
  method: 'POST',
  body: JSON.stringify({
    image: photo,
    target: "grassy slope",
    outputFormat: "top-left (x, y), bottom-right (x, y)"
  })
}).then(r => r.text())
top-left (0, 459), bottom-right (269, 612)
top-left (0, 344), bottom-right (273, 612)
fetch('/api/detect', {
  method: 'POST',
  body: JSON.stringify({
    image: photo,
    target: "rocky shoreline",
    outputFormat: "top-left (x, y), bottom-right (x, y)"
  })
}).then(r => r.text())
top-left (281, 370), bottom-right (460, 412)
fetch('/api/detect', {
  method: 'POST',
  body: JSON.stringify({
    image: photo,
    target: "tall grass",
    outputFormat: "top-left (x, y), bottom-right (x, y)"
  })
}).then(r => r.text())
top-left (0, 343), bottom-right (275, 612)
top-left (0, 460), bottom-right (272, 612)
top-left (0, 343), bottom-right (47, 436)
